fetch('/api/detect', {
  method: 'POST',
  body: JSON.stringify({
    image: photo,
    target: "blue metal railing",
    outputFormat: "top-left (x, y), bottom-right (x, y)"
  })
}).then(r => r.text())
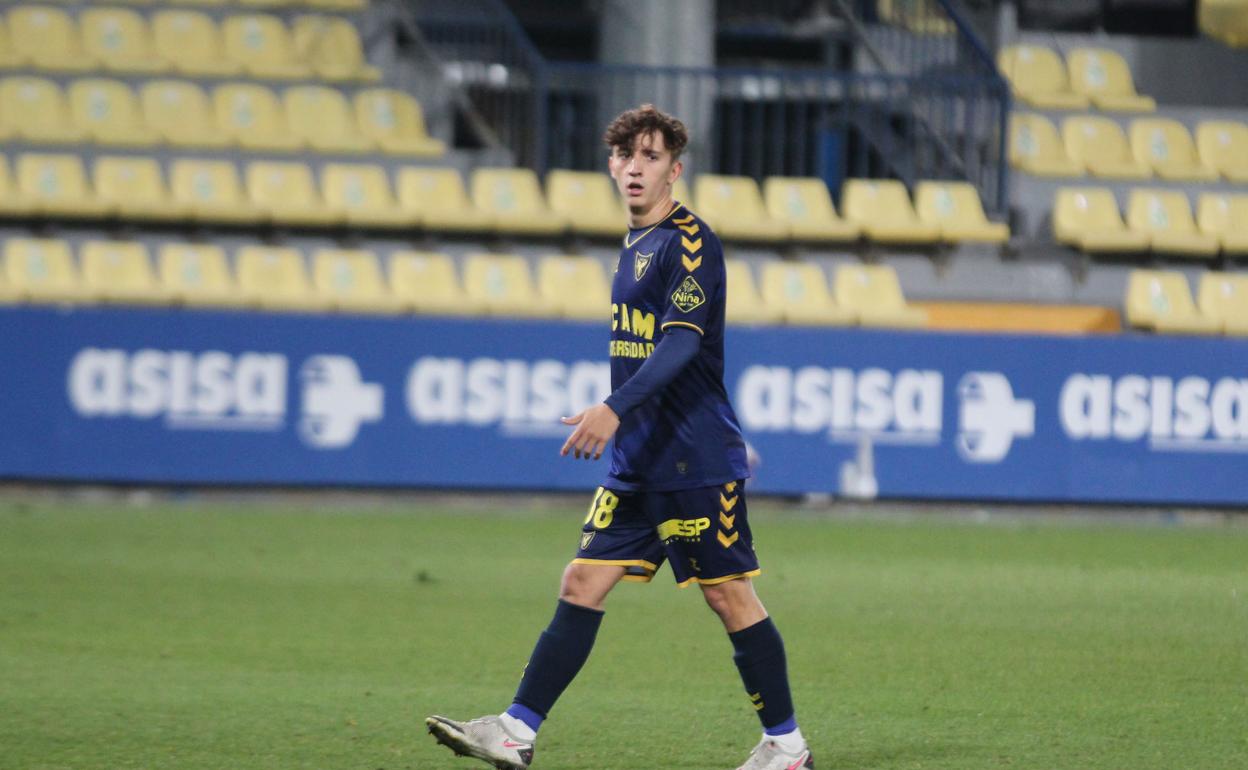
top-left (407, 0), bottom-right (1009, 213)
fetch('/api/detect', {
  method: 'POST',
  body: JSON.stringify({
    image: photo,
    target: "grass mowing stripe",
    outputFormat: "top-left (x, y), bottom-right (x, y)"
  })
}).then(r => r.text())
top-left (1, 501), bottom-right (1244, 769)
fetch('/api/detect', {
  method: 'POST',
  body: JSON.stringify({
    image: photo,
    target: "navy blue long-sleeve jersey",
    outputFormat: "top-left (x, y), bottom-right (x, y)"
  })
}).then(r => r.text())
top-left (605, 202), bottom-right (750, 492)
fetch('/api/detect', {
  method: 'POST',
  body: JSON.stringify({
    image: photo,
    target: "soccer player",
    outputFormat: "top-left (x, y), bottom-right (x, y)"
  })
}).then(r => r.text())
top-left (426, 104), bottom-right (812, 770)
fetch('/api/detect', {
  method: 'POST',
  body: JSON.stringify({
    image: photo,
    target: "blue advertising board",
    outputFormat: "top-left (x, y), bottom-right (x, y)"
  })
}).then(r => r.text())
top-left (1, 306), bottom-right (1245, 504)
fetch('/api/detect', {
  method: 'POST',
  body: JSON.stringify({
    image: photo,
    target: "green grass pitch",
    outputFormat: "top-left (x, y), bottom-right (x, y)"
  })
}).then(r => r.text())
top-left (1, 497), bottom-right (1245, 770)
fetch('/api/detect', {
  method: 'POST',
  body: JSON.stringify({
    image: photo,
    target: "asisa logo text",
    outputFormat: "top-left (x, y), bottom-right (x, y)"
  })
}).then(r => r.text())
top-left (68, 348), bottom-right (287, 430)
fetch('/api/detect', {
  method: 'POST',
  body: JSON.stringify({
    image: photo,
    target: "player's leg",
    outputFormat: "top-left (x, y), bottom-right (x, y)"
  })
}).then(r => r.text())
top-left (657, 481), bottom-right (812, 769)
top-left (428, 487), bottom-right (662, 769)
top-left (702, 578), bottom-right (811, 768)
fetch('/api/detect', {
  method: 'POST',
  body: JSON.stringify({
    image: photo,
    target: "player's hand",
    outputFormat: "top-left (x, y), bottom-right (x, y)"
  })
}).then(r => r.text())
top-left (560, 404), bottom-right (621, 460)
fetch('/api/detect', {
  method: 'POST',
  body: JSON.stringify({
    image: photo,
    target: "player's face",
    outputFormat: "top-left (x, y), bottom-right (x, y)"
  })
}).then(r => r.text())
top-left (609, 131), bottom-right (682, 220)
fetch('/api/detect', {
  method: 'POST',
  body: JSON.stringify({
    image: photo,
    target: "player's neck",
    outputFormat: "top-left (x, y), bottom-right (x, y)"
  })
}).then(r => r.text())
top-left (627, 193), bottom-right (676, 230)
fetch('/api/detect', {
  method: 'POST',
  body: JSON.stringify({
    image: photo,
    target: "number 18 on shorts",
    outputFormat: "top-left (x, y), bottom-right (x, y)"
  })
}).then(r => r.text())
top-left (572, 481), bottom-right (761, 587)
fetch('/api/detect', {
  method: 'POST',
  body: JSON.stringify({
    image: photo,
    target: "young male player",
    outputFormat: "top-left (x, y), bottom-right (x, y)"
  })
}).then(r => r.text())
top-left (426, 104), bottom-right (812, 770)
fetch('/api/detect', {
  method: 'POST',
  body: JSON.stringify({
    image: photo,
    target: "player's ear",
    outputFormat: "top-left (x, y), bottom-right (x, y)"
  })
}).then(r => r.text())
top-left (669, 159), bottom-right (683, 185)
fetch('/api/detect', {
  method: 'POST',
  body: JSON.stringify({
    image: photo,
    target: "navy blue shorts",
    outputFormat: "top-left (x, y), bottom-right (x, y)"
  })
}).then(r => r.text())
top-left (572, 480), bottom-right (759, 587)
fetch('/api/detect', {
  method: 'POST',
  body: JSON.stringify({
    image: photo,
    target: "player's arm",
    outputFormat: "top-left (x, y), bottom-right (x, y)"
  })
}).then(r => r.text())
top-left (560, 328), bottom-right (700, 460)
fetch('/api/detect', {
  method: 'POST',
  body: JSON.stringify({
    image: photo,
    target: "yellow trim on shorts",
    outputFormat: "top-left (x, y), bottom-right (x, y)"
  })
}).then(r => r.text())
top-left (676, 569), bottom-right (761, 588)
top-left (571, 558), bottom-right (658, 572)
top-left (660, 320), bottom-right (704, 336)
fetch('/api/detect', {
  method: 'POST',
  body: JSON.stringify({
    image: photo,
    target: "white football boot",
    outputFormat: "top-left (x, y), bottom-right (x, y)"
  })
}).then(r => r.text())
top-left (734, 735), bottom-right (814, 770)
top-left (426, 715), bottom-right (535, 770)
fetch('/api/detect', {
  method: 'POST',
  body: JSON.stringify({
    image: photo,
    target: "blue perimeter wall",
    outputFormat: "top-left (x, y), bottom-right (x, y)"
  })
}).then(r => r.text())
top-left (2, 306), bottom-right (1246, 505)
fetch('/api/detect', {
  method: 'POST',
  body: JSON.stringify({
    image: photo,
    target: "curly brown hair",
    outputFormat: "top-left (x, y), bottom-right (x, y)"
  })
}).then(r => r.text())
top-left (603, 104), bottom-right (689, 159)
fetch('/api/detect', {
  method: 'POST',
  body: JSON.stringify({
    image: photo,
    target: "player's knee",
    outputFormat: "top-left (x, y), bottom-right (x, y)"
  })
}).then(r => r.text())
top-left (701, 579), bottom-right (767, 629)
top-left (700, 582), bottom-right (737, 619)
top-left (559, 563), bottom-right (614, 609)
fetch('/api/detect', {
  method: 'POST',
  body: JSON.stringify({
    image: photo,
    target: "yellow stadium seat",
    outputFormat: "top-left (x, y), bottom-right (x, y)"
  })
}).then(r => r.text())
top-left (214, 83), bottom-right (303, 152)
top-left (0, 156), bottom-right (32, 217)
top-left (841, 179), bottom-right (940, 245)
top-left (18, 153), bottom-right (108, 218)
top-left (80, 7), bottom-right (167, 74)
top-left (1129, 118), bottom-right (1218, 182)
top-left (760, 261), bottom-right (854, 325)
top-left (68, 79), bottom-right (160, 147)
top-left (284, 85), bottom-right (374, 153)
top-left (1124, 270), bottom-right (1219, 334)
top-left (1197, 193), bottom-right (1248, 256)
top-left (997, 44), bottom-right (1089, 110)
top-left (1197, 271), bottom-right (1248, 335)
top-left (222, 14), bottom-right (312, 79)
top-left (158, 243), bottom-right (245, 308)
top-left (396, 167), bottom-right (491, 233)
top-left (307, 0), bottom-right (368, 10)
top-left (167, 0), bottom-right (229, 5)
top-left (152, 10), bottom-right (241, 76)
top-left (3, 237), bottom-right (88, 303)
top-left (389, 251), bottom-right (483, 316)
top-left (169, 159), bottom-right (262, 224)
top-left (0, 77), bottom-right (86, 144)
top-left (311, 248), bottom-right (403, 313)
top-left (94, 156), bottom-right (184, 221)
top-left (672, 177), bottom-right (694, 210)
top-left (141, 80), bottom-right (230, 149)
top-left (0, 19), bottom-right (24, 68)
top-left (1199, 0), bottom-right (1248, 47)
top-left (693, 175), bottom-right (789, 242)
top-left (235, 245), bottom-right (330, 311)
top-left (321, 163), bottom-right (414, 228)
top-left (1062, 116), bottom-right (1151, 179)
top-left (545, 170), bottom-right (623, 238)
top-left (1008, 113), bottom-right (1084, 177)
top-left (246, 161), bottom-right (337, 226)
top-left (354, 89), bottom-right (445, 157)
top-left (1066, 47), bottom-right (1156, 112)
top-left (833, 264), bottom-right (927, 329)
top-left (914, 181), bottom-right (1010, 244)
top-left (1195, 121), bottom-right (1248, 183)
top-left (292, 15), bottom-right (380, 82)
top-left (724, 260), bottom-right (782, 325)
top-left (0, 264), bottom-right (15, 304)
top-left (471, 168), bottom-right (568, 236)
top-left (537, 255), bottom-right (611, 320)
top-left (8, 5), bottom-right (96, 72)
top-left (463, 253), bottom-right (555, 317)
top-left (80, 240), bottom-right (170, 305)
top-left (761, 177), bottom-right (859, 242)
top-left (1052, 187), bottom-right (1148, 253)
top-left (1126, 189), bottom-right (1218, 259)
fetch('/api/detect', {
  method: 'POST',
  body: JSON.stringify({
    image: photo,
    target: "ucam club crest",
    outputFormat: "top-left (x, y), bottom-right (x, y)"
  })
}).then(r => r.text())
top-left (634, 250), bottom-right (654, 280)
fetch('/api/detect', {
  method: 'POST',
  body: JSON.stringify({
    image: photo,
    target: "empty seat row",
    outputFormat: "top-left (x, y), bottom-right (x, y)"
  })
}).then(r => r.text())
top-left (669, 176), bottom-right (1006, 246)
top-left (7, 1), bottom-right (367, 9)
top-left (0, 153), bottom-right (1008, 249)
top-left (1054, 188), bottom-right (1248, 258)
top-left (0, 77), bottom-right (443, 156)
top-left (0, 237), bottom-right (926, 328)
top-left (1010, 113), bottom-right (1248, 182)
top-left (1126, 269), bottom-right (1248, 335)
top-left (0, 7), bottom-right (376, 81)
top-left (998, 43), bottom-right (1155, 111)
top-left (0, 153), bottom-right (436, 226)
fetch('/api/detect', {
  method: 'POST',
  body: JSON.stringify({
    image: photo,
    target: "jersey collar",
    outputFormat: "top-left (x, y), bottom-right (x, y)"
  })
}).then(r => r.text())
top-left (623, 201), bottom-right (685, 249)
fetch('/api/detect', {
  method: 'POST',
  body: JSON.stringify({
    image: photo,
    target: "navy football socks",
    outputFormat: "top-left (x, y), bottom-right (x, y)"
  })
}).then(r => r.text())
top-left (509, 599), bottom-right (605, 733)
top-left (729, 617), bottom-right (797, 732)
